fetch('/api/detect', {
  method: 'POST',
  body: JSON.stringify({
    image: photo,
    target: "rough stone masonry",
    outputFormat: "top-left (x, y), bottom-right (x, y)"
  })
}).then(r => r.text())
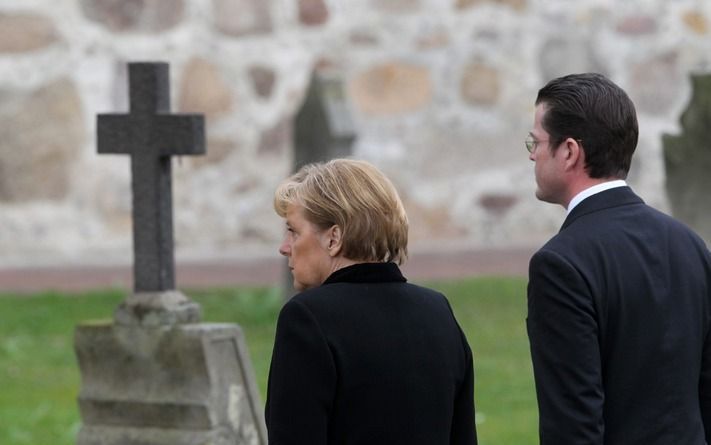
top-left (0, 0), bottom-right (710, 266)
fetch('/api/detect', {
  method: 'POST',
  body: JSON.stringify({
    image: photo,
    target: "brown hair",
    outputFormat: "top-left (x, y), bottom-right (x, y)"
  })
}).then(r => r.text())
top-left (536, 72), bottom-right (638, 179)
top-left (274, 159), bottom-right (408, 264)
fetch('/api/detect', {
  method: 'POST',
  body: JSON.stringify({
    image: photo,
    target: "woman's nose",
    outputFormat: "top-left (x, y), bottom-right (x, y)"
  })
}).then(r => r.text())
top-left (279, 239), bottom-right (290, 257)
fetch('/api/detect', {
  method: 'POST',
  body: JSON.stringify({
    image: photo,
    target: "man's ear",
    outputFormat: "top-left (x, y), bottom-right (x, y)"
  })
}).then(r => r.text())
top-left (563, 138), bottom-right (583, 171)
top-left (324, 225), bottom-right (344, 257)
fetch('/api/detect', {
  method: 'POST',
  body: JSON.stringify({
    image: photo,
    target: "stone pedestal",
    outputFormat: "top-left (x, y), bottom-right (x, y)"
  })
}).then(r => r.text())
top-left (74, 318), bottom-right (267, 445)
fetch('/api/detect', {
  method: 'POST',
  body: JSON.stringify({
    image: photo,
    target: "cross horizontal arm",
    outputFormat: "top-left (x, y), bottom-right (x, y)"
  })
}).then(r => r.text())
top-left (152, 114), bottom-right (205, 156)
top-left (97, 114), bottom-right (205, 156)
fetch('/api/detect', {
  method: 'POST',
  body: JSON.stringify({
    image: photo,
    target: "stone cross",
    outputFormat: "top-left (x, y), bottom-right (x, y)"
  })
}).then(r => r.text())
top-left (293, 70), bottom-right (356, 170)
top-left (98, 62), bottom-right (205, 292)
top-left (76, 62), bottom-right (267, 445)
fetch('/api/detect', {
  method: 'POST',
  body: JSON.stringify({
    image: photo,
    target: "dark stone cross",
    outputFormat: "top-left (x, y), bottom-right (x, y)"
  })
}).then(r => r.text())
top-left (98, 62), bottom-right (205, 293)
top-left (293, 69), bottom-right (356, 170)
top-left (75, 62), bottom-right (267, 445)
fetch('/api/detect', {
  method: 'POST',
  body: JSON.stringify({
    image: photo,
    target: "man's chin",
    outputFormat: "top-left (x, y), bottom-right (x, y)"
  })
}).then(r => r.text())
top-left (535, 189), bottom-right (547, 202)
top-left (535, 189), bottom-right (556, 205)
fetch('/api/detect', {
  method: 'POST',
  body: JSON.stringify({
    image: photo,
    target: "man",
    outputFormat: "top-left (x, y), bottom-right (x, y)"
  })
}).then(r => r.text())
top-left (526, 72), bottom-right (711, 444)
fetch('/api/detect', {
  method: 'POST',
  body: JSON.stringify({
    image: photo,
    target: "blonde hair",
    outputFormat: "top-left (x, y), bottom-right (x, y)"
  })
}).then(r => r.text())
top-left (274, 159), bottom-right (408, 264)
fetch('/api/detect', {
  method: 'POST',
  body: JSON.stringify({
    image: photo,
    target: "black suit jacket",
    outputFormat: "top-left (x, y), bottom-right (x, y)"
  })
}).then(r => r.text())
top-left (527, 186), bottom-right (711, 444)
top-left (265, 262), bottom-right (476, 445)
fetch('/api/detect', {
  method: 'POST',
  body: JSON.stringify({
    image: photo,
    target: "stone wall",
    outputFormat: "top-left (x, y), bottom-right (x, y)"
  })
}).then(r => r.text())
top-left (1, 0), bottom-right (709, 265)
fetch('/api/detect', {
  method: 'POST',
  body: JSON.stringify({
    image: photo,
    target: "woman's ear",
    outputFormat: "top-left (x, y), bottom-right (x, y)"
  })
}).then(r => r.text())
top-left (324, 225), bottom-right (344, 257)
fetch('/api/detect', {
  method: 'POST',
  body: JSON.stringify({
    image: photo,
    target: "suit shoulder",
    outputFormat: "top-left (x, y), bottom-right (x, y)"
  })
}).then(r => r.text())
top-left (400, 281), bottom-right (452, 303)
top-left (540, 201), bottom-right (709, 262)
top-left (289, 281), bottom-right (381, 310)
top-left (289, 284), bottom-right (340, 307)
top-left (649, 206), bottom-right (708, 240)
top-left (403, 281), bottom-right (446, 297)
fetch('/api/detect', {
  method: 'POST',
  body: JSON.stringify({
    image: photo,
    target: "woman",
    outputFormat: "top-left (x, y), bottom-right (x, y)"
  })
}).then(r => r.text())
top-left (266, 159), bottom-right (477, 444)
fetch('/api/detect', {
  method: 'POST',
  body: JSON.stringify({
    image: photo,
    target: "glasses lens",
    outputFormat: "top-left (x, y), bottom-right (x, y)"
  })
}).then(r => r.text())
top-left (525, 136), bottom-right (534, 153)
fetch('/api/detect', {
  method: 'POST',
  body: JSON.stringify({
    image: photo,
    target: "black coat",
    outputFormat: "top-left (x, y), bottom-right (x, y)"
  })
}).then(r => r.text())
top-left (527, 186), bottom-right (711, 444)
top-left (265, 262), bottom-right (477, 445)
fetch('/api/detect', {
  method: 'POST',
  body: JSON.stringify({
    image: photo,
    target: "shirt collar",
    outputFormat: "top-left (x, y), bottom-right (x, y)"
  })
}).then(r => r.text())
top-left (567, 179), bottom-right (627, 215)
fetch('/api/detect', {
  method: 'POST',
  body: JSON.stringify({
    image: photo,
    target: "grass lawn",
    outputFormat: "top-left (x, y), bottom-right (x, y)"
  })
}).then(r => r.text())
top-left (0, 277), bottom-right (536, 445)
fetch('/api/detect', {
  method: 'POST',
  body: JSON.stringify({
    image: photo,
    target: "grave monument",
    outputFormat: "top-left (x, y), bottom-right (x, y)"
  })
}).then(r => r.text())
top-left (74, 62), bottom-right (267, 445)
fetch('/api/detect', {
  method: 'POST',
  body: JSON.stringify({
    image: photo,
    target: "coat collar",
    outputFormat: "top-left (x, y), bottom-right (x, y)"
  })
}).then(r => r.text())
top-left (561, 186), bottom-right (644, 231)
top-left (323, 262), bottom-right (407, 285)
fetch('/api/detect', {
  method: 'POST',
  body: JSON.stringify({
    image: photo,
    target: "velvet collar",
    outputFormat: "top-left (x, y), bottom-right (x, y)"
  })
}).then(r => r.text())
top-left (322, 262), bottom-right (407, 285)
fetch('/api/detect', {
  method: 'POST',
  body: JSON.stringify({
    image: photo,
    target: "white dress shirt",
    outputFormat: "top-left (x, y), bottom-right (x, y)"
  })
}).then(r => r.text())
top-left (567, 180), bottom-right (627, 215)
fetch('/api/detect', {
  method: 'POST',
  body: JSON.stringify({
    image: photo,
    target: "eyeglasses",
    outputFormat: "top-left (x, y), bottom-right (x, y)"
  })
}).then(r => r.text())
top-left (525, 136), bottom-right (583, 153)
top-left (525, 135), bottom-right (548, 153)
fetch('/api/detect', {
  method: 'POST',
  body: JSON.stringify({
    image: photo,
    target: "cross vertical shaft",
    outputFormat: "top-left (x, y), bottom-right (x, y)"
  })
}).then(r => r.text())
top-left (130, 63), bottom-right (174, 291)
top-left (97, 62), bottom-right (205, 293)
top-left (131, 151), bottom-right (174, 291)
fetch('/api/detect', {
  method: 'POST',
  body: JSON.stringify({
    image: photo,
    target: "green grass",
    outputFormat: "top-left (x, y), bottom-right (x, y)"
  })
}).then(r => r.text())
top-left (0, 277), bottom-right (536, 445)
top-left (439, 278), bottom-right (537, 443)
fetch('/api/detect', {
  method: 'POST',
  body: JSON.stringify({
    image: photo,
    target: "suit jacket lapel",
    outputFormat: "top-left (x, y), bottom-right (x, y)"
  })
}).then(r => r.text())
top-left (560, 186), bottom-right (644, 231)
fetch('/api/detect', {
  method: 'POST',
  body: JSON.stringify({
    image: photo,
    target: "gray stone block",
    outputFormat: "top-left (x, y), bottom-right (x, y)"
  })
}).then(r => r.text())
top-left (75, 321), bottom-right (266, 445)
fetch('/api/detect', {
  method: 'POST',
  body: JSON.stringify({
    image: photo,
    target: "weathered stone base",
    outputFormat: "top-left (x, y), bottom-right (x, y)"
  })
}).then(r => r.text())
top-left (113, 290), bottom-right (202, 326)
top-left (74, 322), bottom-right (266, 445)
top-left (77, 425), bottom-right (238, 445)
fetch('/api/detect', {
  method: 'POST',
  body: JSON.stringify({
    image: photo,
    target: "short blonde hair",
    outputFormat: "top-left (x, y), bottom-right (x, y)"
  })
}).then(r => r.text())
top-left (274, 159), bottom-right (408, 264)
